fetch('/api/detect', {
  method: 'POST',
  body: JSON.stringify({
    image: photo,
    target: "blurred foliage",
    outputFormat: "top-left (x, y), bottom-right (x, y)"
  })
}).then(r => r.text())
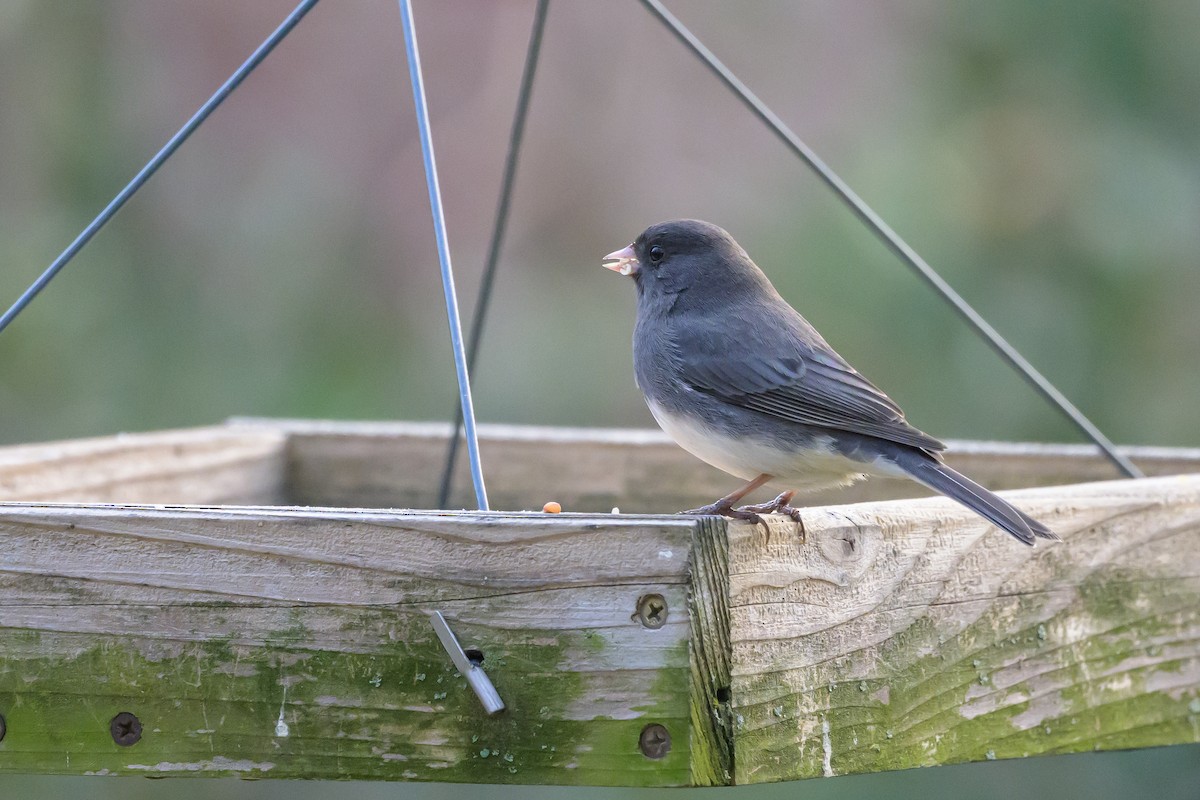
top-left (0, 0), bottom-right (1197, 796)
top-left (0, 0), bottom-right (1197, 450)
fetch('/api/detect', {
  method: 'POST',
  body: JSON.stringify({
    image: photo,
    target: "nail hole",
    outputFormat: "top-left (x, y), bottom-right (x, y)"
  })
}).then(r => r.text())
top-left (715, 687), bottom-right (731, 703)
top-left (463, 648), bottom-right (484, 665)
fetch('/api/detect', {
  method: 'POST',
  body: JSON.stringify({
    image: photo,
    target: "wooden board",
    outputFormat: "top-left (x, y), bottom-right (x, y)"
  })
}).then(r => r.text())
top-left (3, 418), bottom-right (1198, 514)
top-left (0, 504), bottom-right (725, 786)
top-left (725, 473), bottom-right (1200, 783)
top-left (230, 418), bottom-right (1200, 513)
top-left (0, 425), bottom-right (287, 504)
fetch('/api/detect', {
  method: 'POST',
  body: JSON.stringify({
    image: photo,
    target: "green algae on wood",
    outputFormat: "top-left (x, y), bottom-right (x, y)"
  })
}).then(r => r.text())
top-left (0, 504), bottom-right (707, 786)
top-left (0, 630), bottom-right (690, 784)
top-left (2, 441), bottom-right (1200, 786)
top-left (726, 474), bottom-right (1200, 784)
top-left (686, 516), bottom-right (735, 785)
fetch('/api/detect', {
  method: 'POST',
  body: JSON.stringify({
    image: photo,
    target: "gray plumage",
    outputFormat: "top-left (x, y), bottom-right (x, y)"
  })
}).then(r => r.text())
top-left (606, 219), bottom-right (1055, 545)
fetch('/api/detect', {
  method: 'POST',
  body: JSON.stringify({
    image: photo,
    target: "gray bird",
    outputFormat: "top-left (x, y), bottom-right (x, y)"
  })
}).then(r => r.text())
top-left (603, 219), bottom-right (1056, 545)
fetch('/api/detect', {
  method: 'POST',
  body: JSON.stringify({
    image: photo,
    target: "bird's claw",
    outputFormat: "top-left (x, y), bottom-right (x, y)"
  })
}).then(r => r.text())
top-left (680, 502), bottom-right (763, 526)
top-left (682, 493), bottom-right (806, 526)
top-left (734, 491), bottom-right (804, 523)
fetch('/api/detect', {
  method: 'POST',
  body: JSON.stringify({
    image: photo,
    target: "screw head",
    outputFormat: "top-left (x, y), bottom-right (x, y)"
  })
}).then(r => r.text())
top-left (110, 712), bottom-right (142, 746)
top-left (639, 723), bottom-right (671, 759)
top-left (634, 593), bottom-right (668, 629)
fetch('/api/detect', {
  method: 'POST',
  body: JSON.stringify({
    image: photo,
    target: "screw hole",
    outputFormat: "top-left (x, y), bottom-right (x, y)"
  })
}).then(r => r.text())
top-left (715, 686), bottom-right (732, 703)
top-left (463, 648), bottom-right (484, 665)
top-left (638, 723), bottom-right (671, 759)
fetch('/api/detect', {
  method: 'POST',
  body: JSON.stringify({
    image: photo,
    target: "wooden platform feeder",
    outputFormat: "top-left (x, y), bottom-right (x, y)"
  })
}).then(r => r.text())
top-left (1, 418), bottom-right (1197, 786)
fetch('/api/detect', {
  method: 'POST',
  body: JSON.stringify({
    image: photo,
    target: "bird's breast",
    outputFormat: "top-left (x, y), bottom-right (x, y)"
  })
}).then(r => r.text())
top-left (645, 396), bottom-right (868, 489)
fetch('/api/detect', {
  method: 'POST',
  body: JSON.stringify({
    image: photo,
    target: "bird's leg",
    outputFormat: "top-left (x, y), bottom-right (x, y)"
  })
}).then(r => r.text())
top-left (735, 490), bottom-right (804, 523)
top-left (682, 474), bottom-right (773, 524)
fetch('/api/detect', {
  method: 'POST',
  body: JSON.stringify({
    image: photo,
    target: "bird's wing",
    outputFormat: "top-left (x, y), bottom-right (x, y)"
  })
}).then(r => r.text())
top-left (677, 315), bottom-right (946, 453)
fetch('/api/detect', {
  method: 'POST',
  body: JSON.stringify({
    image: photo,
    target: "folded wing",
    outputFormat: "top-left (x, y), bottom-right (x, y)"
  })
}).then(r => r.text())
top-left (677, 311), bottom-right (946, 453)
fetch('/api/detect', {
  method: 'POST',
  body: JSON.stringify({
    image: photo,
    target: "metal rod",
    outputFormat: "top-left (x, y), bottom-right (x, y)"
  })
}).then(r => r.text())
top-left (0, 0), bottom-right (321, 336)
top-left (430, 611), bottom-right (505, 715)
top-left (437, 0), bottom-right (550, 509)
top-left (636, 0), bottom-right (1142, 479)
top-left (397, 0), bottom-right (491, 509)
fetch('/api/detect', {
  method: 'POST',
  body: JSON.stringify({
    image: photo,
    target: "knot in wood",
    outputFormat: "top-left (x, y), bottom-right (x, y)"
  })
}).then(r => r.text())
top-left (808, 512), bottom-right (882, 583)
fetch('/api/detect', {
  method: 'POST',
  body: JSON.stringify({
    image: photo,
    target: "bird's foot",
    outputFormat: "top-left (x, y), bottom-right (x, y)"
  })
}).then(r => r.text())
top-left (682, 491), bottom-right (804, 528)
top-left (734, 491), bottom-right (804, 523)
top-left (680, 501), bottom-right (763, 526)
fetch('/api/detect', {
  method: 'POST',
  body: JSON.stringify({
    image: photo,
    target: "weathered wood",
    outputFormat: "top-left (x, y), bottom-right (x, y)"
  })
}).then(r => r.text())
top-left (0, 504), bottom-right (716, 785)
top-left (2, 475), bottom-right (1197, 785)
top-left (229, 417), bottom-right (1200, 513)
top-left (1, 421), bottom-right (1198, 785)
top-left (0, 425), bottom-right (287, 504)
top-left (5, 418), bottom-right (1197, 512)
top-left (687, 517), bottom-right (734, 785)
top-left (726, 473), bottom-right (1200, 783)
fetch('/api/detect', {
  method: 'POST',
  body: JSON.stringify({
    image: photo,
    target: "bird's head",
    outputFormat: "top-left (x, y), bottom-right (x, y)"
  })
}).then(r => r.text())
top-left (603, 219), bottom-right (773, 312)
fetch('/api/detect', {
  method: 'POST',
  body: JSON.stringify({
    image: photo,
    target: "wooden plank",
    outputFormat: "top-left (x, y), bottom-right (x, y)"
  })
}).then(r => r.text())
top-left (259, 418), bottom-right (728, 513)
top-left (725, 473), bottom-right (1200, 783)
top-left (0, 426), bottom-right (287, 504)
top-left (0, 504), bottom-right (723, 786)
top-left (229, 418), bottom-right (1200, 513)
top-left (687, 517), bottom-right (734, 785)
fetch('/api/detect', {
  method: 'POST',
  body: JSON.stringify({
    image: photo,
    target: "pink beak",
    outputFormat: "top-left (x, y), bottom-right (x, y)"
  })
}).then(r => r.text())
top-left (602, 244), bottom-right (639, 276)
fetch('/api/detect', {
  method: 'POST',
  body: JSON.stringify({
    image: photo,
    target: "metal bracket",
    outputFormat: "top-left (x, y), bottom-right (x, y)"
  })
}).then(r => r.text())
top-left (429, 611), bottom-right (505, 715)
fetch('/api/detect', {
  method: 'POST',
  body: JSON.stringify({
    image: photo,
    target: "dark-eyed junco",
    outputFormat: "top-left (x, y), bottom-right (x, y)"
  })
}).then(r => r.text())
top-left (603, 219), bottom-right (1055, 545)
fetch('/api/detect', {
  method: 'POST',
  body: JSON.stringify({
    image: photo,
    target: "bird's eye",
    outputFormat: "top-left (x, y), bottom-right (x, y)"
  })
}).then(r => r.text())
top-left (648, 245), bottom-right (665, 263)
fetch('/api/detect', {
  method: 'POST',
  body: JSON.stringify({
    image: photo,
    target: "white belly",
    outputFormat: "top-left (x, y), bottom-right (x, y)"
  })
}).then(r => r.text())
top-left (646, 398), bottom-right (873, 490)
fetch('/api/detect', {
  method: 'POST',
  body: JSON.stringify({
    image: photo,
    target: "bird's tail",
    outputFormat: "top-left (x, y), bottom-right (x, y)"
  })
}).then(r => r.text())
top-left (890, 450), bottom-right (1058, 545)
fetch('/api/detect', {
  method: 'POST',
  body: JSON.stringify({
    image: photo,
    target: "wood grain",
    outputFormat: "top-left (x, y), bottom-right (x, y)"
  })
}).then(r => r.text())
top-left (0, 504), bottom-right (713, 785)
top-left (0, 425), bottom-right (287, 504)
top-left (2, 421), bottom-right (1198, 785)
top-left (230, 418), bottom-right (1200, 513)
top-left (725, 473), bottom-right (1200, 783)
top-left (687, 516), bottom-right (734, 785)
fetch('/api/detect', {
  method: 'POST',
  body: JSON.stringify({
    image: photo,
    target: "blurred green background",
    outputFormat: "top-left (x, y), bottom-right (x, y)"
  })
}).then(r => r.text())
top-left (0, 0), bottom-right (1196, 797)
